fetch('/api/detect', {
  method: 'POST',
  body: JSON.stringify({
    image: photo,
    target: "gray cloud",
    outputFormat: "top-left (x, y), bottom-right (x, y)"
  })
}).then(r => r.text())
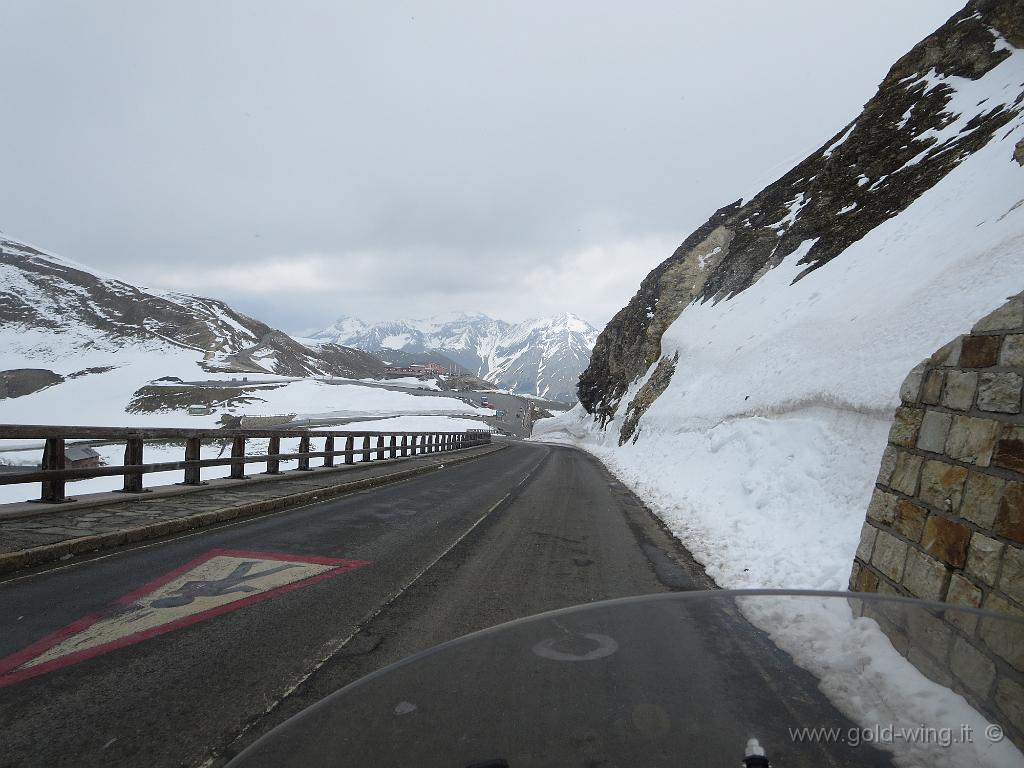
top-left (1, 0), bottom-right (964, 331)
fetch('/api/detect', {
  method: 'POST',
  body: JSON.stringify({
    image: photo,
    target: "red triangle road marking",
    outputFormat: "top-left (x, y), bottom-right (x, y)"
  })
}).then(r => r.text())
top-left (0, 548), bottom-right (370, 686)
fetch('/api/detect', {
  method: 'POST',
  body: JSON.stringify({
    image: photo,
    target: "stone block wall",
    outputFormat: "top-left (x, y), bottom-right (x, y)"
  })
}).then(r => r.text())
top-left (849, 291), bottom-right (1024, 746)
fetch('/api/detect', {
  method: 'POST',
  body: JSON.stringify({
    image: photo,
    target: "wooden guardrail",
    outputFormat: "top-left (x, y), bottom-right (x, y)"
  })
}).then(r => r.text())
top-left (0, 425), bottom-right (493, 504)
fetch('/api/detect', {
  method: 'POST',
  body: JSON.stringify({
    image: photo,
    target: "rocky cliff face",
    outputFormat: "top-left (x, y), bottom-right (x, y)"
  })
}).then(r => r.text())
top-left (579, 0), bottom-right (1024, 437)
top-left (0, 235), bottom-right (384, 381)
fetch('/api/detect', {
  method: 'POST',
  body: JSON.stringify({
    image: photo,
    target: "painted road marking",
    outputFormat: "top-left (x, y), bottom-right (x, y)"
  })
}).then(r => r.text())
top-left (0, 548), bottom-right (370, 686)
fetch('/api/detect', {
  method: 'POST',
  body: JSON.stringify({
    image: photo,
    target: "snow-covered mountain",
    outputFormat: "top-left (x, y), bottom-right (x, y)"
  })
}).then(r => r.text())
top-left (314, 312), bottom-right (508, 372)
top-left (312, 311), bottom-right (598, 402)
top-left (539, 0), bottom-right (1024, 591)
top-left (483, 313), bottom-right (598, 402)
top-left (0, 235), bottom-right (384, 408)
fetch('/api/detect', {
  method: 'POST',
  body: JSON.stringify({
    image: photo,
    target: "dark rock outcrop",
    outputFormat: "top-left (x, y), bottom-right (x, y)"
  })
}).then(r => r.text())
top-left (579, 0), bottom-right (1024, 435)
top-left (0, 369), bottom-right (63, 399)
top-left (617, 353), bottom-right (678, 445)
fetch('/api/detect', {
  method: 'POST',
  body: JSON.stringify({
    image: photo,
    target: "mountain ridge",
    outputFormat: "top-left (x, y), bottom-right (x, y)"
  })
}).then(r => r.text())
top-left (0, 234), bottom-right (385, 391)
top-left (312, 311), bottom-right (598, 402)
top-left (578, 0), bottom-right (1024, 433)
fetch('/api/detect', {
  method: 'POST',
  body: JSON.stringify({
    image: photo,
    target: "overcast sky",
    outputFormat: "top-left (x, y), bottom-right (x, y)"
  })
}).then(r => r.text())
top-left (1, 1), bottom-right (964, 332)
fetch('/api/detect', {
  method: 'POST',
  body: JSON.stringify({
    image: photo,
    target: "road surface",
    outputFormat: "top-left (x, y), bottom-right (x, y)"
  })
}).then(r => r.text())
top-left (0, 442), bottom-right (888, 767)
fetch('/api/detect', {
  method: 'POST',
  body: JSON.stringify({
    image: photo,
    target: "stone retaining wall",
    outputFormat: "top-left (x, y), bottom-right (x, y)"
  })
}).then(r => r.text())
top-left (849, 291), bottom-right (1024, 747)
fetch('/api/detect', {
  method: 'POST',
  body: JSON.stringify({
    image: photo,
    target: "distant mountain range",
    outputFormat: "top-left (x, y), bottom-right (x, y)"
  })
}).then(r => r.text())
top-left (0, 234), bottom-right (596, 412)
top-left (310, 312), bottom-right (598, 402)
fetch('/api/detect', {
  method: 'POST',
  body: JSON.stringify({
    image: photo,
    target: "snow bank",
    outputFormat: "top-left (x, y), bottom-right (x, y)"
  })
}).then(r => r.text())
top-left (539, 405), bottom-right (889, 590)
top-left (536, 99), bottom-right (1024, 590)
top-left (534, 51), bottom-right (1024, 768)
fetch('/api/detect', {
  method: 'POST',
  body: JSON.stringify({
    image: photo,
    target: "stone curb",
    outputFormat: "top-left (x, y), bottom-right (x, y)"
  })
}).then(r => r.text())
top-left (0, 443), bottom-right (507, 576)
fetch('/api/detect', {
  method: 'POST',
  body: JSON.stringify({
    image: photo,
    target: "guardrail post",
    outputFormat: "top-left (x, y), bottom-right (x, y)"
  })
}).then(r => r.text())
top-left (324, 436), bottom-right (335, 468)
top-left (344, 436), bottom-right (354, 465)
top-left (39, 437), bottom-right (67, 503)
top-left (376, 435), bottom-right (384, 460)
top-left (389, 435), bottom-right (397, 459)
top-left (123, 437), bottom-right (145, 492)
top-left (298, 435), bottom-right (312, 471)
top-left (266, 436), bottom-right (282, 474)
top-left (230, 436), bottom-right (247, 479)
top-left (362, 435), bottom-right (371, 462)
top-left (401, 435), bottom-right (408, 457)
top-left (183, 437), bottom-right (203, 485)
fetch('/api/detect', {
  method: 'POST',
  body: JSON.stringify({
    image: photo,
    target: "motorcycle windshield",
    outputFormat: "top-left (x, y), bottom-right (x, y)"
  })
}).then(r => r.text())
top-left (229, 590), bottom-right (1024, 768)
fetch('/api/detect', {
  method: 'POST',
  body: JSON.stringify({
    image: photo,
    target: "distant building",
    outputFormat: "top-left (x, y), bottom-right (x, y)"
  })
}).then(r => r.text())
top-left (188, 404), bottom-right (213, 416)
top-left (65, 445), bottom-right (102, 468)
top-left (384, 362), bottom-right (448, 376)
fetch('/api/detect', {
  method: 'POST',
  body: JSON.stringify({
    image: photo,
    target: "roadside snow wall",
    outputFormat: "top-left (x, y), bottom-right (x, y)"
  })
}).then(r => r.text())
top-left (851, 292), bottom-right (1024, 747)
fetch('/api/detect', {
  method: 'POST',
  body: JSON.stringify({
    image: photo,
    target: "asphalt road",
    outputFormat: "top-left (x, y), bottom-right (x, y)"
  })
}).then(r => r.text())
top-left (0, 442), bottom-right (888, 768)
top-left (462, 390), bottom-right (553, 439)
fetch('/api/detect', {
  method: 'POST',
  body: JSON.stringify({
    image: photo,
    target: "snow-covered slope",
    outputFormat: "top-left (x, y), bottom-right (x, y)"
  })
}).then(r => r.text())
top-left (0, 235), bottom-right (384, 382)
top-left (313, 311), bottom-right (598, 402)
top-left (538, 0), bottom-right (1024, 592)
top-left (0, 234), bottom-right (387, 425)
